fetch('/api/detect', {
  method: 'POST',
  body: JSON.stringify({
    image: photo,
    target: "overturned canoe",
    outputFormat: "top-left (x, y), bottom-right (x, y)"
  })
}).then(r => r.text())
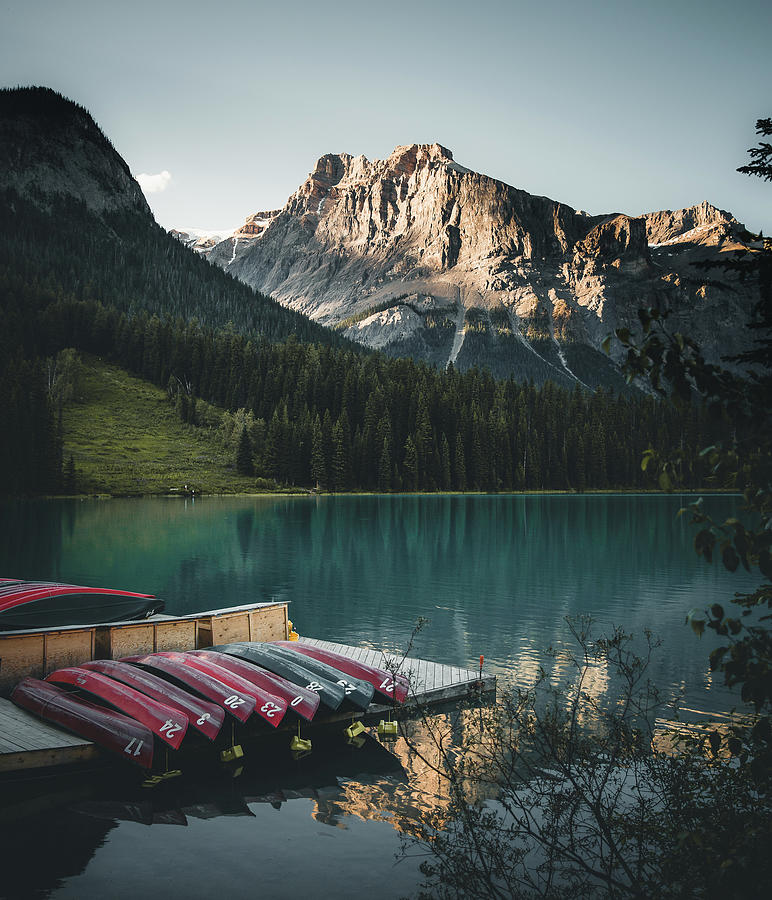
top-left (124, 654), bottom-right (256, 723)
top-left (148, 652), bottom-right (287, 728)
top-left (0, 579), bottom-right (163, 630)
top-left (45, 667), bottom-right (189, 750)
top-left (256, 643), bottom-right (374, 711)
top-left (273, 640), bottom-right (410, 703)
top-left (212, 642), bottom-right (346, 711)
top-left (188, 650), bottom-right (320, 722)
top-left (78, 659), bottom-right (224, 741)
top-left (11, 677), bottom-right (154, 768)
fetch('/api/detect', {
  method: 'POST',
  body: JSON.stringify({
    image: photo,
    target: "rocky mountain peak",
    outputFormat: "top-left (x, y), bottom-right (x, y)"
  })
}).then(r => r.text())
top-left (645, 200), bottom-right (739, 246)
top-left (200, 143), bottom-right (756, 385)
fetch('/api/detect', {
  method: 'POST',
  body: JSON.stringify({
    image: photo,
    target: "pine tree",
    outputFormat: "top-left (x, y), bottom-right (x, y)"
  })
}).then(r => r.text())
top-left (236, 425), bottom-right (253, 476)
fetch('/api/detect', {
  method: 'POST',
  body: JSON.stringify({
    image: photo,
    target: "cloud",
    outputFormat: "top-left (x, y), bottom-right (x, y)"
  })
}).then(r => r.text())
top-left (136, 170), bottom-right (172, 194)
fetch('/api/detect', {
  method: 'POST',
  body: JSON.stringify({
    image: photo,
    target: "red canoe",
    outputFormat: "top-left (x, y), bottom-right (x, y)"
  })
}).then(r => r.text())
top-left (188, 650), bottom-right (320, 722)
top-left (11, 677), bottom-right (154, 768)
top-left (79, 659), bottom-right (224, 741)
top-left (124, 654), bottom-right (256, 723)
top-left (272, 641), bottom-right (410, 703)
top-left (149, 652), bottom-right (288, 728)
top-left (45, 667), bottom-right (189, 750)
top-left (0, 579), bottom-right (163, 630)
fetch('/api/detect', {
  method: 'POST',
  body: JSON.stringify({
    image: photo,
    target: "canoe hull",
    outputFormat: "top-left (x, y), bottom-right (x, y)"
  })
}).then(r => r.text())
top-left (259, 643), bottom-right (375, 711)
top-left (188, 650), bottom-right (320, 722)
top-left (124, 654), bottom-right (256, 723)
top-left (11, 677), bottom-right (154, 769)
top-left (148, 652), bottom-right (288, 728)
top-left (0, 580), bottom-right (163, 630)
top-left (212, 643), bottom-right (346, 711)
top-left (79, 659), bottom-right (224, 741)
top-left (273, 641), bottom-right (410, 703)
top-left (45, 667), bottom-right (189, 750)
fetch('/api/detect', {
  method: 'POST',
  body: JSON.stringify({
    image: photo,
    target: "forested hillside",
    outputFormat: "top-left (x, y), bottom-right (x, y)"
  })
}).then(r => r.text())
top-left (1, 287), bottom-right (715, 494)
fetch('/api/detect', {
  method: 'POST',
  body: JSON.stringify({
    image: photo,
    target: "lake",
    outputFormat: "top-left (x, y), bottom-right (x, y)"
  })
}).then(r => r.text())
top-left (0, 494), bottom-right (758, 898)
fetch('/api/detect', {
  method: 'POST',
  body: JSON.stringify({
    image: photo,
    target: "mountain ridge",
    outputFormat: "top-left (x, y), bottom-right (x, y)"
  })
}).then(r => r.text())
top-left (195, 143), bottom-right (754, 384)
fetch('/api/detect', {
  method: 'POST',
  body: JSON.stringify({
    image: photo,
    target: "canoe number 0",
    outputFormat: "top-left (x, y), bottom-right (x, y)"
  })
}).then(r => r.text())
top-left (379, 678), bottom-right (395, 694)
top-left (123, 737), bottom-right (144, 757)
top-left (290, 696), bottom-right (304, 707)
top-left (159, 719), bottom-right (182, 738)
top-left (224, 694), bottom-right (245, 709)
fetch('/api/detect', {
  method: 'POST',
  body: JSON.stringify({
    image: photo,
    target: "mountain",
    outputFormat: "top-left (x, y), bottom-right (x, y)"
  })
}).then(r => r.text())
top-left (198, 143), bottom-right (756, 386)
top-left (0, 86), bottom-right (347, 349)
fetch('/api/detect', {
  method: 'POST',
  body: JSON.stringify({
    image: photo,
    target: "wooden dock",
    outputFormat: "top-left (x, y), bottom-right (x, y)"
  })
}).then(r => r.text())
top-left (0, 640), bottom-right (496, 774)
top-left (300, 638), bottom-right (495, 714)
top-left (0, 697), bottom-right (98, 772)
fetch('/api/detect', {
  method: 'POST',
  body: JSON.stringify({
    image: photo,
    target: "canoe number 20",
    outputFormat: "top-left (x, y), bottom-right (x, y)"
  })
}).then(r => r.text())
top-left (224, 694), bottom-right (246, 709)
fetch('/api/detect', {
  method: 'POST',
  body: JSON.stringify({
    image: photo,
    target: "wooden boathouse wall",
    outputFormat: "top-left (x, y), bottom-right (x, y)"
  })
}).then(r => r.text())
top-left (0, 601), bottom-right (289, 696)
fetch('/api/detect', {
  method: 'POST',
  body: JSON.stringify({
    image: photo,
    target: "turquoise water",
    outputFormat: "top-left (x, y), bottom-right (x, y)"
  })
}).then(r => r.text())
top-left (0, 494), bottom-right (759, 899)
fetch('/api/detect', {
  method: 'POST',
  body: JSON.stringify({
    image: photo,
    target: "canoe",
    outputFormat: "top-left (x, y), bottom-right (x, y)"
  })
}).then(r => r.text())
top-left (11, 676), bottom-right (154, 769)
top-left (188, 650), bottom-right (320, 722)
top-left (212, 642), bottom-right (346, 711)
top-left (124, 654), bottom-right (256, 723)
top-left (148, 652), bottom-right (287, 728)
top-left (0, 579), bottom-right (163, 630)
top-left (45, 667), bottom-right (188, 750)
top-left (273, 640), bottom-right (410, 703)
top-left (255, 643), bottom-right (374, 711)
top-left (79, 659), bottom-right (224, 741)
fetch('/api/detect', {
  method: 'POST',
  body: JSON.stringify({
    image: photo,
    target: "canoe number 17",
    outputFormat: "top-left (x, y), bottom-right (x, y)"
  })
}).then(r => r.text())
top-left (123, 737), bottom-right (144, 757)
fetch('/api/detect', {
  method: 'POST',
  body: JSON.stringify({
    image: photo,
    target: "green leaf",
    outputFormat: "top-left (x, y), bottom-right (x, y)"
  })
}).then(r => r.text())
top-left (658, 470), bottom-right (672, 491)
top-left (601, 335), bottom-right (612, 355)
top-left (721, 545), bottom-right (740, 573)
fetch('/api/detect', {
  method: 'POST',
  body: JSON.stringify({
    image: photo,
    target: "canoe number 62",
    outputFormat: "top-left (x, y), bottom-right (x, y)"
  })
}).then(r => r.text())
top-left (379, 679), bottom-right (395, 693)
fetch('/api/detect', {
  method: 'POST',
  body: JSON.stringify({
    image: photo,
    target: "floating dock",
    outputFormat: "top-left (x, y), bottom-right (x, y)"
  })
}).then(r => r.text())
top-left (0, 639), bottom-right (495, 774)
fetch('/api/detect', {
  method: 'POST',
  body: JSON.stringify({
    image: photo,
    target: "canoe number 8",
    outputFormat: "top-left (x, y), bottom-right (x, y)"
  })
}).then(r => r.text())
top-left (123, 737), bottom-right (144, 757)
top-left (224, 694), bottom-right (246, 709)
top-left (306, 681), bottom-right (323, 693)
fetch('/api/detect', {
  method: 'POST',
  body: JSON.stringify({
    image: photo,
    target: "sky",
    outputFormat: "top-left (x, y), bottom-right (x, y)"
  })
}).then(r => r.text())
top-left (1, 0), bottom-right (770, 234)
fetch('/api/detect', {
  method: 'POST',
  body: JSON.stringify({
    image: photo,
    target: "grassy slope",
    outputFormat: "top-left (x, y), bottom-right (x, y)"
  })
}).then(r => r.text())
top-left (63, 356), bottom-right (285, 496)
